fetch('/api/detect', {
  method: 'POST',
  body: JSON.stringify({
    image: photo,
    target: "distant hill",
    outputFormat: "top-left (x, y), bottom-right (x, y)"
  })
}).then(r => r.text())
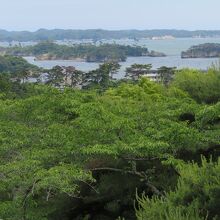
top-left (1, 29), bottom-right (220, 42)
top-left (181, 43), bottom-right (220, 58)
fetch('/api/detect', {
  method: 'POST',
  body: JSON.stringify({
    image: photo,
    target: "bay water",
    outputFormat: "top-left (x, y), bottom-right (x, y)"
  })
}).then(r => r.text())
top-left (3, 37), bottom-right (220, 78)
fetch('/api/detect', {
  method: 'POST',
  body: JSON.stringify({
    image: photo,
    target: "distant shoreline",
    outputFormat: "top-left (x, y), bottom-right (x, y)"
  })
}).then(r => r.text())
top-left (34, 56), bottom-right (86, 62)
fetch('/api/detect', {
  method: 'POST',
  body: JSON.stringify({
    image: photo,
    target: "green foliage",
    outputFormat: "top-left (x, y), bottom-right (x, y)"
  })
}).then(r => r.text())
top-left (196, 102), bottom-right (220, 129)
top-left (0, 69), bottom-right (219, 219)
top-left (136, 157), bottom-right (220, 220)
top-left (172, 69), bottom-right (220, 103)
top-left (106, 77), bottom-right (163, 100)
top-left (85, 62), bottom-right (121, 89)
top-left (157, 66), bottom-right (176, 86)
top-left (125, 64), bottom-right (152, 80)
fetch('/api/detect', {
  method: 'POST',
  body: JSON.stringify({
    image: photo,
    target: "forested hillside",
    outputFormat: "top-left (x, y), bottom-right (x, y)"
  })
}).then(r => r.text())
top-left (0, 64), bottom-right (219, 219)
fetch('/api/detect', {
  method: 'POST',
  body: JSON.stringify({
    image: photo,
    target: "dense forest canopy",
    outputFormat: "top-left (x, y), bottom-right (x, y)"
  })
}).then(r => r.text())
top-left (0, 55), bottom-right (219, 220)
top-left (1, 29), bottom-right (220, 41)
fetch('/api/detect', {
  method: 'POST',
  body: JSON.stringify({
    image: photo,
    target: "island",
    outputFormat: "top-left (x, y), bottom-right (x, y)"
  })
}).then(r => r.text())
top-left (0, 55), bottom-right (40, 73)
top-left (3, 41), bottom-right (166, 62)
top-left (181, 43), bottom-right (220, 58)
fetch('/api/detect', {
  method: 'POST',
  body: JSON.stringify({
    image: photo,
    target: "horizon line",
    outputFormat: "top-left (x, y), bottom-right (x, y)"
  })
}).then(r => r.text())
top-left (1, 28), bottom-right (220, 32)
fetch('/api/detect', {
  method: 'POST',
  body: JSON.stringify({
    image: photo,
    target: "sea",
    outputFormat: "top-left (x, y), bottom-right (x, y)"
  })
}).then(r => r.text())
top-left (1, 37), bottom-right (220, 79)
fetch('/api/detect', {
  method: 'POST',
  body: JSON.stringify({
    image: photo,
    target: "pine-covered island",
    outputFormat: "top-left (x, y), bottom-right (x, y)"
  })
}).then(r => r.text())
top-left (1, 41), bottom-right (166, 62)
top-left (181, 43), bottom-right (220, 58)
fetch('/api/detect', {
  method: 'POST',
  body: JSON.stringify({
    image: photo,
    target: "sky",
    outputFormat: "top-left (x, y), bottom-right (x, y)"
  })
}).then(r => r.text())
top-left (0, 0), bottom-right (220, 31)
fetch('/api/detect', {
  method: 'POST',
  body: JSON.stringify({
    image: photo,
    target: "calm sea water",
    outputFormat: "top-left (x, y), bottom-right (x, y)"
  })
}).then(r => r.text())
top-left (3, 38), bottom-right (220, 79)
top-left (24, 55), bottom-right (220, 79)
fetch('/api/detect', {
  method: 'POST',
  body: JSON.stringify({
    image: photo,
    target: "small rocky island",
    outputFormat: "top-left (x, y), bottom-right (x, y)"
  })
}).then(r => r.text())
top-left (181, 43), bottom-right (220, 58)
top-left (4, 41), bottom-right (166, 62)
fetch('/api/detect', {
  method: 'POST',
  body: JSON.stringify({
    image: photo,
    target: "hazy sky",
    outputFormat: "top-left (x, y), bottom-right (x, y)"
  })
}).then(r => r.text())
top-left (1, 0), bottom-right (220, 31)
